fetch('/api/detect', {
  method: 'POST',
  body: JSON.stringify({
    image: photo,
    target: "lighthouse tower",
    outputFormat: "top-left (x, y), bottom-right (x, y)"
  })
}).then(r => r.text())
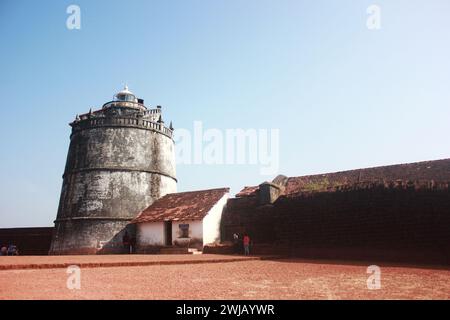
top-left (49, 86), bottom-right (177, 254)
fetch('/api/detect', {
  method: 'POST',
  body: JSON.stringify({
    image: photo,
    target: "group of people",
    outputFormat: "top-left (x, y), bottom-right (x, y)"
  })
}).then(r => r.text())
top-left (233, 233), bottom-right (252, 255)
top-left (0, 244), bottom-right (19, 256)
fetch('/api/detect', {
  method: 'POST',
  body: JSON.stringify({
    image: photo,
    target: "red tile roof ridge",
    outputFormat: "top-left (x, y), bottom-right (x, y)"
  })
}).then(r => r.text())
top-left (131, 187), bottom-right (230, 224)
top-left (165, 187), bottom-right (230, 195)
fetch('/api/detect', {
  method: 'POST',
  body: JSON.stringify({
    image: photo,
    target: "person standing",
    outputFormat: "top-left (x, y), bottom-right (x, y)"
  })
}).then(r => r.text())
top-left (233, 233), bottom-right (240, 253)
top-left (130, 236), bottom-right (136, 254)
top-left (122, 231), bottom-right (130, 254)
top-left (243, 234), bottom-right (250, 256)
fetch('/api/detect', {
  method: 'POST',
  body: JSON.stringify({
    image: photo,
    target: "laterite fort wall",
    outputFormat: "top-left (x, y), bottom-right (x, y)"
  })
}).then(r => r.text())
top-left (0, 227), bottom-right (53, 255)
top-left (222, 182), bottom-right (450, 265)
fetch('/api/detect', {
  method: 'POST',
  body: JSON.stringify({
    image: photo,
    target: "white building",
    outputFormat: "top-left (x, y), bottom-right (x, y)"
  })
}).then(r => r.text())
top-left (131, 188), bottom-right (229, 252)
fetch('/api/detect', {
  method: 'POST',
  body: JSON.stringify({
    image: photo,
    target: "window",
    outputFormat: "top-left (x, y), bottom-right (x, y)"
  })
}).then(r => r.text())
top-left (115, 94), bottom-right (135, 102)
top-left (179, 224), bottom-right (189, 238)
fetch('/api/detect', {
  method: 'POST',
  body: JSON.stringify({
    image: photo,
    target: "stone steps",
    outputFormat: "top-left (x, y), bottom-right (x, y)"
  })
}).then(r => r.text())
top-left (189, 248), bottom-right (203, 255)
top-left (159, 247), bottom-right (192, 254)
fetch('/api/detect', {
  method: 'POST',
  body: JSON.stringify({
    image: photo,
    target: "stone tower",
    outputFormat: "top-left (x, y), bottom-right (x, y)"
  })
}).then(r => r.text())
top-left (49, 86), bottom-right (177, 254)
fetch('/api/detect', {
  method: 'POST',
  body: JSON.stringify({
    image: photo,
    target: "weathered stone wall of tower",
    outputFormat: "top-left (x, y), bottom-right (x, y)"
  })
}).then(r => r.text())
top-left (50, 105), bottom-right (176, 254)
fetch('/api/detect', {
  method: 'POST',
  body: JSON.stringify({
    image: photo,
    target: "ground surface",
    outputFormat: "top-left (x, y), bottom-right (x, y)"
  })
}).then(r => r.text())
top-left (0, 254), bottom-right (258, 270)
top-left (0, 255), bottom-right (449, 300)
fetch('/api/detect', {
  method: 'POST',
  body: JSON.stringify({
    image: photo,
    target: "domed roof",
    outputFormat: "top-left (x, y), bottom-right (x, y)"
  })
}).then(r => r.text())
top-left (116, 84), bottom-right (133, 96)
top-left (114, 85), bottom-right (137, 102)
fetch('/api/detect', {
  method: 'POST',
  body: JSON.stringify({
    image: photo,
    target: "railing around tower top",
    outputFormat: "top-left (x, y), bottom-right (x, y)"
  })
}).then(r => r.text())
top-left (71, 116), bottom-right (173, 138)
top-left (102, 100), bottom-right (148, 110)
top-left (144, 109), bottom-right (162, 115)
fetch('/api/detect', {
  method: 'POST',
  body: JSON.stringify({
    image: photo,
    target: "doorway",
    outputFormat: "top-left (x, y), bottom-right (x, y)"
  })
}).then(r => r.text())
top-left (164, 221), bottom-right (172, 246)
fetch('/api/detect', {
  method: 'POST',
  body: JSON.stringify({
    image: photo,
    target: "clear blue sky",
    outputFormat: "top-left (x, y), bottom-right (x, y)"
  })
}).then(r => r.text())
top-left (1, 0), bottom-right (449, 227)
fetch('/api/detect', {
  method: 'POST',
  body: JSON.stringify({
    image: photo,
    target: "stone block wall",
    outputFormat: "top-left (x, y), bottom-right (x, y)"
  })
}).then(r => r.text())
top-left (221, 182), bottom-right (450, 264)
top-left (0, 227), bottom-right (53, 255)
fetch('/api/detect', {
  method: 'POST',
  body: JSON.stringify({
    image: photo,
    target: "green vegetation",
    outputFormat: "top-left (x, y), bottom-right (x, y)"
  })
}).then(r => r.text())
top-left (301, 177), bottom-right (345, 193)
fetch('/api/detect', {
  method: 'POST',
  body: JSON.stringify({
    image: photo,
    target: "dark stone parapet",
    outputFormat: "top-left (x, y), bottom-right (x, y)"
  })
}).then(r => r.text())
top-left (284, 158), bottom-right (450, 195)
top-left (238, 158), bottom-right (450, 198)
top-left (284, 180), bottom-right (450, 198)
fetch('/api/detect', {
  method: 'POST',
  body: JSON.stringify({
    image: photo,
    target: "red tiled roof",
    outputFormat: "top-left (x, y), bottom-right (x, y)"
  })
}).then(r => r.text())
top-left (131, 188), bottom-right (230, 223)
top-left (236, 158), bottom-right (450, 197)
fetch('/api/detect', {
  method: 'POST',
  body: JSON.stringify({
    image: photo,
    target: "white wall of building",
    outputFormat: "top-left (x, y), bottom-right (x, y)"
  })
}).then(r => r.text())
top-left (203, 193), bottom-right (229, 245)
top-left (136, 192), bottom-right (229, 249)
top-left (137, 221), bottom-right (164, 246)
